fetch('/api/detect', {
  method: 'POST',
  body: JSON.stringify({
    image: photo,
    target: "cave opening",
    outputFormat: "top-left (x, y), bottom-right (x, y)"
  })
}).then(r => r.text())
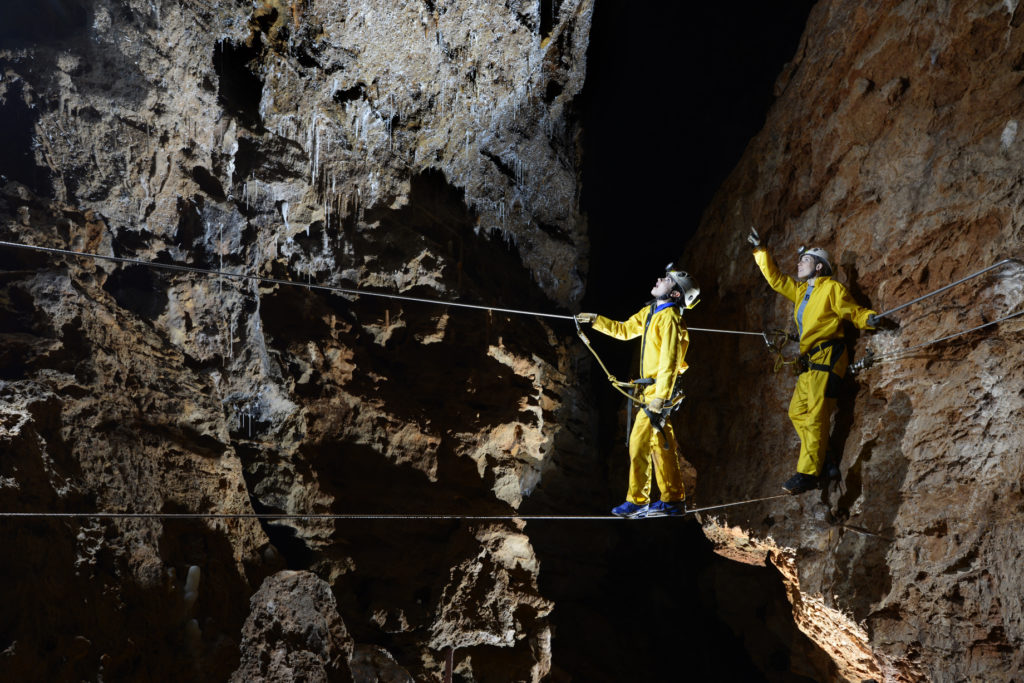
top-left (0, 80), bottom-right (54, 197)
top-left (213, 39), bottom-right (265, 132)
top-left (523, 1), bottom-right (827, 680)
top-left (102, 264), bottom-right (169, 322)
top-left (0, 0), bottom-right (89, 48)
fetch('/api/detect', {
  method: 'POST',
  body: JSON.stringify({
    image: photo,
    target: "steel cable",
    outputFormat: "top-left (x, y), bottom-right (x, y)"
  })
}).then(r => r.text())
top-left (0, 239), bottom-right (578, 321)
top-left (0, 240), bottom-right (769, 336)
top-left (858, 307), bottom-right (1024, 371)
top-left (0, 493), bottom-right (796, 522)
top-left (874, 258), bottom-right (1021, 319)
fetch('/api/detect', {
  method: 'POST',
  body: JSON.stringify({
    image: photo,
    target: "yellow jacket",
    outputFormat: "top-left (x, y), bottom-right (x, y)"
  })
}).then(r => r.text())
top-left (753, 247), bottom-right (875, 354)
top-left (592, 304), bottom-right (688, 400)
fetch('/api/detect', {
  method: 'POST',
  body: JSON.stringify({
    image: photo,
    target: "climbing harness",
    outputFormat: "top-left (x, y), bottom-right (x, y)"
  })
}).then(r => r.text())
top-left (636, 301), bottom-right (684, 430)
top-left (574, 301), bottom-right (691, 419)
top-left (573, 314), bottom-right (676, 410)
top-left (761, 328), bottom-right (800, 373)
top-left (798, 339), bottom-right (843, 373)
top-left (851, 257), bottom-right (1024, 373)
top-left (15, 240), bottom-right (1012, 522)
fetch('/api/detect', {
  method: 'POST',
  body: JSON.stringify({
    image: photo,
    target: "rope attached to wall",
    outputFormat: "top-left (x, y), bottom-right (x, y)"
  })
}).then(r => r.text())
top-left (1, 240), bottom-right (1020, 523)
top-left (0, 492), bottom-right (792, 522)
top-left (0, 240), bottom-right (767, 335)
top-left (852, 258), bottom-right (1024, 373)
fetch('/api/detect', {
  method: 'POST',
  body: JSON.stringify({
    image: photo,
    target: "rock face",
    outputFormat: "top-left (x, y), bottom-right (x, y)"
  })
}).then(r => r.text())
top-left (684, 1), bottom-right (1024, 680)
top-left (231, 570), bottom-right (354, 682)
top-left (6, 0), bottom-right (1024, 680)
top-left (0, 0), bottom-right (590, 680)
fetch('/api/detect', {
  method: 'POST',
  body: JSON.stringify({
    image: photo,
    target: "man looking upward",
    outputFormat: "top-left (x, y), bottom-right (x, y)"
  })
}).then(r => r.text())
top-left (577, 265), bottom-right (699, 518)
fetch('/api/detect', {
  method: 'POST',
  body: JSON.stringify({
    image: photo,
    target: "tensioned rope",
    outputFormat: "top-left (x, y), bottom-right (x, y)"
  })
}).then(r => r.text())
top-left (0, 494), bottom-right (791, 521)
top-left (4, 241), bottom-right (1019, 343)
top-left (0, 240), bottom-right (767, 338)
top-left (853, 307), bottom-right (1024, 372)
top-left (851, 257), bottom-right (1024, 372)
top-left (0, 240), bottom-right (577, 321)
top-left (873, 258), bottom-right (1021, 319)
top-left (3, 240), bottom-right (1019, 520)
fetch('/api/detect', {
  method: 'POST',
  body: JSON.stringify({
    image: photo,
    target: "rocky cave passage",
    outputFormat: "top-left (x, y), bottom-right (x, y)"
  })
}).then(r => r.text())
top-left (3, 1), bottom-right (1024, 682)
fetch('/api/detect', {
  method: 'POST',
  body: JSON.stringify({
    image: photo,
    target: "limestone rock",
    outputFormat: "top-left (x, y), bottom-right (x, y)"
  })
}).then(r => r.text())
top-left (0, 0), bottom-right (593, 679)
top-left (231, 570), bottom-right (354, 683)
top-left (349, 645), bottom-right (414, 683)
top-left (685, 1), bottom-right (1024, 680)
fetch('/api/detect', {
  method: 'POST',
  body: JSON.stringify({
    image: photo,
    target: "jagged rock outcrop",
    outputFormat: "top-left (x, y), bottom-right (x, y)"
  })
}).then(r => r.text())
top-left (684, 1), bottom-right (1024, 680)
top-left (231, 570), bottom-right (354, 682)
top-left (0, 0), bottom-right (592, 680)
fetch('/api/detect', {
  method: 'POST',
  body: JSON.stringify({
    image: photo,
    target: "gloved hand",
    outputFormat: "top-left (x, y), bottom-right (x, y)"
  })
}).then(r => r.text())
top-left (647, 397), bottom-right (665, 412)
top-left (747, 226), bottom-right (761, 248)
top-left (867, 314), bottom-right (899, 331)
top-left (576, 312), bottom-right (597, 324)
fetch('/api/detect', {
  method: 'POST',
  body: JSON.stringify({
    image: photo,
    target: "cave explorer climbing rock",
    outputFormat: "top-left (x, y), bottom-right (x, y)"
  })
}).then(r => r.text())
top-left (576, 265), bottom-right (699, 518)
top-left (747, 227), bottom-right (883, 495)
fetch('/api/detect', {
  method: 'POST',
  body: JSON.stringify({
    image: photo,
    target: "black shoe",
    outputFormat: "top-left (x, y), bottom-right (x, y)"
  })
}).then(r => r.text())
top-left (824, 451), bottom-right (842, 481)
top-left (782, 472), bottom-right (819, 495)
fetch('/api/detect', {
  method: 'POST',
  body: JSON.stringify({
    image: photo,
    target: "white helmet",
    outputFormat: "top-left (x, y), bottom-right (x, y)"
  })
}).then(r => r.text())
top-left (798, 246), bottom-right (832, 275)
top-left (665, 263), bottom-right (700, 309)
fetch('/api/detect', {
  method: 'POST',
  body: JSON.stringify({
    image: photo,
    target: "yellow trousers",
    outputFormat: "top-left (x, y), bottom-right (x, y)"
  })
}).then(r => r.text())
top-left (788, 342), bottom-right (848, 476)
top-left (626, 402), bottom-right (685, 505)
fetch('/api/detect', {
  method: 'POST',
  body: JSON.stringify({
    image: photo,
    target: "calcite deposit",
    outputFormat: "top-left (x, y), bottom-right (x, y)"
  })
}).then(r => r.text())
top-left (0, 0), bottom-right (591, 680)
top-left (684, 1), bottom-right (1024, 680)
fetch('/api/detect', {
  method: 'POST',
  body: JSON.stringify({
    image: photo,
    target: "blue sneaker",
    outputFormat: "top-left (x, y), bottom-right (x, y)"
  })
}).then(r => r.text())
top-left (648, 500), bottom-right (686, 517)
top-left (611, 501), bottom-right (649, 518)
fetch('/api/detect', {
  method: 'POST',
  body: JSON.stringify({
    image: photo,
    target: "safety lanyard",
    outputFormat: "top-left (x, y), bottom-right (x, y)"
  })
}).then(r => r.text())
top-left (639, 301), bottom-right (676, 372)
top-left (796, 282), bottom-right (815, 337)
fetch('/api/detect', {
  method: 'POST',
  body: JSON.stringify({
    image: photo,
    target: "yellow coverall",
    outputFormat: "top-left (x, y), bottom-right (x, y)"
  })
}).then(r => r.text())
top-left (593, 304), bottom-right (688, 505)
top-left (753, 247), bottom-right (875, 476)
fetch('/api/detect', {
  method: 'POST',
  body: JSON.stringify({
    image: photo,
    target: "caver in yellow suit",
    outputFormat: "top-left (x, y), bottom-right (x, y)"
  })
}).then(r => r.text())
top-left (592, 302), bottom-right (689, 507)
top-left (752, 245), bottom-right (876, 484)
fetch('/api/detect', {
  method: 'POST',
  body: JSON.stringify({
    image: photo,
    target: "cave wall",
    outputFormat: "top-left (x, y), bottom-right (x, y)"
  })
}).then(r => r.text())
top-left (683, 1), bottom-right (1024, 681)
top-left (0, 1), bottom-right (593, 680)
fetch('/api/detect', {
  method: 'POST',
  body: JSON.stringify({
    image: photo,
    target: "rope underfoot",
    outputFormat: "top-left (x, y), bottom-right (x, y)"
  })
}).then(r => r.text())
top-left (0, 494), bottom-right (794, 522)
top-left (684, 493), bottom-right (790, 515)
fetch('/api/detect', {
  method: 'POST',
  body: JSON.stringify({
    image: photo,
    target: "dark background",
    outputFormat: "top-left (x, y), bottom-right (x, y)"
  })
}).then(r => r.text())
top-left (580, 1), bottom-right (816, 316)
top-left (530, 2), bottom-right (823, 680)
